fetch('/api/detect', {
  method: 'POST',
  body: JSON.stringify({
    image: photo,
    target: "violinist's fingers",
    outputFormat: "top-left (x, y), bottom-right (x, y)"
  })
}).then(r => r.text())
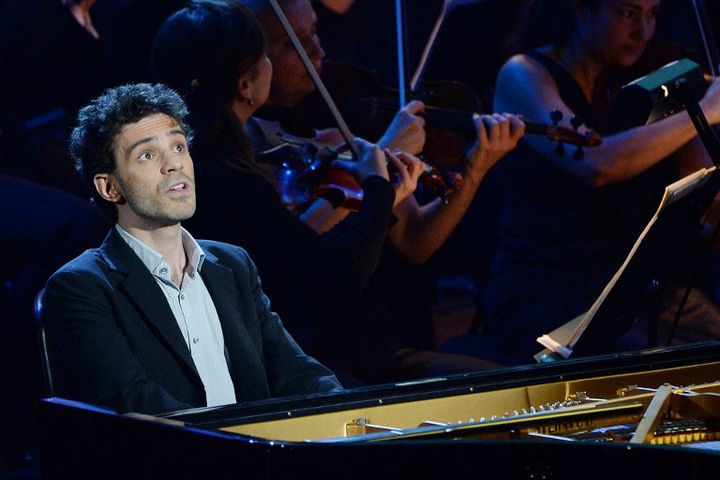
top-left (507, 114), bottom-right (526, 141)
top-left (701, 78), bottom-right (720, 124)
top-left (481, 114), bottom-right (501, 143)
top-left (312, 127), bottom-right (345, 147)
top-left (330, 158), bottom-right (355, 173)
top-left (492, 113), bottom-right (511, 142)
top-left (345, 138), bottom-right (390, 182)
top-left (385, 149), bottom-right (410, 183)
top-left (396, 102), bottom-right (426, 129)
top-left (386, 149), bottom-right (421, 205)
top-left (474, 113), bottom-right (489, 146)
top-left (353, 136), bottom-right (374, 150)
top-left (393, 150), bottom-right (425, 182)
top-left (403, 99), bottom-right (426, 115)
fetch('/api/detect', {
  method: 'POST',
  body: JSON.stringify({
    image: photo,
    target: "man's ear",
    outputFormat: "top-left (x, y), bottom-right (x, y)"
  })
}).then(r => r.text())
top-left (93, 173), bottom-right (124, 204)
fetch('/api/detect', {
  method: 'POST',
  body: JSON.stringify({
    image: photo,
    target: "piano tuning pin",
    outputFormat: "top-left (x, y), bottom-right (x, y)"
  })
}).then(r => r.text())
top-left (530, 406), bottom-right (536, 414)
top-left (513, 410), bottom-right (520, 416)
top-left (550, 109), bottom-right (563, 125)
top-left (522, 409), bottom-right (528, 415)
top-left (479, 417), bottom-right (486, 423)
top-left (468, 418), bottom-right (475, 423)
top-left (503, 411), bottom-right (510, 418)
top-left (538, 405), bottom-right (545, 412)
top-left (555, 142), bottom-right (566, 157)
top-left (491, 415), bottom-right (497, 421)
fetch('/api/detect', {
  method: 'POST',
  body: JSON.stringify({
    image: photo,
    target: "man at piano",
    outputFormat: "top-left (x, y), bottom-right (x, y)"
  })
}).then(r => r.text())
top-left (42, 83), bottom-right (342, 414)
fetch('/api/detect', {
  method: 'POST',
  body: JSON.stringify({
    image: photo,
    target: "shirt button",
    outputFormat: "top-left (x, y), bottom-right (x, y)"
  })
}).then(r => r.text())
top-left (180, 293), bottom-right (186, 300)
top-left (159, 267), bottom-right (168, 274)
top-left (192, 337), bottom-right (200, 344)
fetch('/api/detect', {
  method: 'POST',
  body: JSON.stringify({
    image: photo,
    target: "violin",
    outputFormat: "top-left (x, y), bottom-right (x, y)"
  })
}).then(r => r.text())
top-left (261, 62), bottom-right (602, 170)
top-left (261, 0), bottom-right (602, 212)
top-left (250, 117), bottom-right (457, 211)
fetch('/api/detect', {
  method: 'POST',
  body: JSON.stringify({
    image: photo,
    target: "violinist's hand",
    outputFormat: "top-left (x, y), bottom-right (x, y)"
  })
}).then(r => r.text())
top-left (312, 127), bottom-right (345, 147)
top-left (378, 100), bottom-right (426, 155)
top-left (63, 0), bottom-right (99, 39)
top-left (700, 77), bottom-right (720, 125)
top-left (386, 149), bottom-right (423, 208)
top-left (465, 113), bottom-right (524, 183)
top-left (333, 137), bottom-right (389, 183)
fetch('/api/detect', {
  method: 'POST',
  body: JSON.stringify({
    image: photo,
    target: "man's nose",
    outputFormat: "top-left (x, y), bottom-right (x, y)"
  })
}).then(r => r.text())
top-left (308, 37), bottom-right (325, 62)
top-left (162, 152), bottom-right (184, 174)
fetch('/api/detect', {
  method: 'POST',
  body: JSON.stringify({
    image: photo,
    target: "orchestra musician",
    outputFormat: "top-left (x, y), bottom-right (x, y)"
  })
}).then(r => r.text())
top-left (244, 0), bottom-right (525, 263)
top-left (152, 0), bottom-right (516, 381)
top-left (241, 0), bottom-right (526, 359)
top-left (469, 0), bottom-right (720, 363)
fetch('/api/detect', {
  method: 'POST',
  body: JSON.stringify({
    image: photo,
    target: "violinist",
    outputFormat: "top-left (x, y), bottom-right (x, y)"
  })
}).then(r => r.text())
top-left (152, 0), bottom-right (504, 382)
top-left (243, 0), bottom-right (525, 358)
top-left (243, 0), bottom-right (524, 257)
top-left (469, 0), bottom-right (720, 363)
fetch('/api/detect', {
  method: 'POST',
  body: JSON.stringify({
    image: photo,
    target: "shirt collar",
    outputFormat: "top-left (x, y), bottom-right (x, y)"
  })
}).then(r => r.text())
top-left (115, 224), bottom-right (205, 279)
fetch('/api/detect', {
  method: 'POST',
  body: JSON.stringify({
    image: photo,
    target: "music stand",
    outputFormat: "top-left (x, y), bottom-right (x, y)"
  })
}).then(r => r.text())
top-left (535, 59), bottom-right (720, 362)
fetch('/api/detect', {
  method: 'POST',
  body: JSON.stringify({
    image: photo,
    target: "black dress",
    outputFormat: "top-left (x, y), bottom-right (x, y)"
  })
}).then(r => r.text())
top-left (481, 51), bottom-right (681, 362)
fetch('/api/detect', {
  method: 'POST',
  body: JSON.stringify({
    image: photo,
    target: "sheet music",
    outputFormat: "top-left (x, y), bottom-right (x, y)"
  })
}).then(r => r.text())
top-left (536, 166), bottom-right (717, 361)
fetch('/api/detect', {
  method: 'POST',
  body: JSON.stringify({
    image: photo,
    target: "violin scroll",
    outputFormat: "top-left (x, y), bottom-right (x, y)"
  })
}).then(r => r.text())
top-left (541, 110), bottom-right (603, 160)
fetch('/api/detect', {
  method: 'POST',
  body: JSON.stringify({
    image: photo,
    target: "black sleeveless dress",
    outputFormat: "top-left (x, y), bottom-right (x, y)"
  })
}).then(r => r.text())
top-left (481, 51), bottom-right (678, 362)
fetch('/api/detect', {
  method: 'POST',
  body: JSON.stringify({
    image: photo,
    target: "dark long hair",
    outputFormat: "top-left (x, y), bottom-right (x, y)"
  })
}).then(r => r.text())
top-left (524, 0), bottom-right (605, 48)
top-left (151, 0), bottom-right (268, 178)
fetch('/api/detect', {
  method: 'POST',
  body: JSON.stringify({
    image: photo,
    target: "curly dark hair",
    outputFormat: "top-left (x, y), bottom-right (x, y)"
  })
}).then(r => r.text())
top-left (69, 82), bottom-right (192, 218)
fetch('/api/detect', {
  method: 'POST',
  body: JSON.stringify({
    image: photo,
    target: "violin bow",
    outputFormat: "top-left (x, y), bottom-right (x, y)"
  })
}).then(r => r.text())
top-left (692, 0), bottom-right (719, 78)
top-left (265, 0), bottom-right (361, 159)
top-left (394, 0), bottom-right (411, 106)
top-left (410, 0), bottom-right (491, 92)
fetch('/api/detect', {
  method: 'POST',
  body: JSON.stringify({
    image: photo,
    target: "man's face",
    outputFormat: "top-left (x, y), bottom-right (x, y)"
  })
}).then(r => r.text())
top-left (111, 113), bottom-right (195, 229)
top-left (261, 0), bottom-right (325, 107)
top-left (581, 0), bottom-right (660, 68)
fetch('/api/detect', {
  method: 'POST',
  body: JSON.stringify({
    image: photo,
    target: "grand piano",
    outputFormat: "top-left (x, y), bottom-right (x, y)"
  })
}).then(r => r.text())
top-left (38, 341), bottom-right (720, 479)
top-left (36, 1), bottom-right (720, 478)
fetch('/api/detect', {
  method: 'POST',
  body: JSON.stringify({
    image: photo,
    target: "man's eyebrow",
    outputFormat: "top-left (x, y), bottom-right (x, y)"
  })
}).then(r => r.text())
top-left (168, 128), bottom-right (186, 138)
top-left (126, 136), bottom-right (156, 156)
top-left (126, 129), bottom-right (187, 156)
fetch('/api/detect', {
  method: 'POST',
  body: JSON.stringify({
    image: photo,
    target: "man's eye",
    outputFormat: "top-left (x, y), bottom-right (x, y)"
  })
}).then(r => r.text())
top-left (139, 152), bottom-right (153, 161)
top-left (174, 144), bottom-right (185, 153)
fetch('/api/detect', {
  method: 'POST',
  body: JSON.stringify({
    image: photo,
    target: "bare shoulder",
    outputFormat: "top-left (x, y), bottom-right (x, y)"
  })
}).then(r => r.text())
top-left (495, 50), bottom-right (562, 115)
top-left (497, 52), bottom-right (555, 88)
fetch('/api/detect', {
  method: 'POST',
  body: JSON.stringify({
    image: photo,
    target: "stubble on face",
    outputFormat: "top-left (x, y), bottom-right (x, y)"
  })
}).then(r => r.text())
top-left (113, 113), bottom-right (196, 230)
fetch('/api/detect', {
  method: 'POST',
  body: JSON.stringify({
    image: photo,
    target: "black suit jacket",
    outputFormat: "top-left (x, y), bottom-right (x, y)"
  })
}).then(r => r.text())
top-left (43, 228), bottom-right (341, 414)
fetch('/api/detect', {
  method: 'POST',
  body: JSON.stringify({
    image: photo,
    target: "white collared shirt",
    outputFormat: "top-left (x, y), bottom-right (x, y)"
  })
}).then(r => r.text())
top-left (116, 224), bottom-right (236, 407)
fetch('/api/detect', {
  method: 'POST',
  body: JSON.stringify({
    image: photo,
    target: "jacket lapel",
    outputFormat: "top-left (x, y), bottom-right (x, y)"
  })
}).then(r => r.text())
top-left (200, 253), bottom-right (269, 400)
top-left (99, 230), bottom-right (200, 381)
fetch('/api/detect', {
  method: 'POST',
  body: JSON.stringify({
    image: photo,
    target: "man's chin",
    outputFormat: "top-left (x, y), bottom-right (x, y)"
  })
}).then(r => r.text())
top-left (145, 208), bottom-right (196, 228)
